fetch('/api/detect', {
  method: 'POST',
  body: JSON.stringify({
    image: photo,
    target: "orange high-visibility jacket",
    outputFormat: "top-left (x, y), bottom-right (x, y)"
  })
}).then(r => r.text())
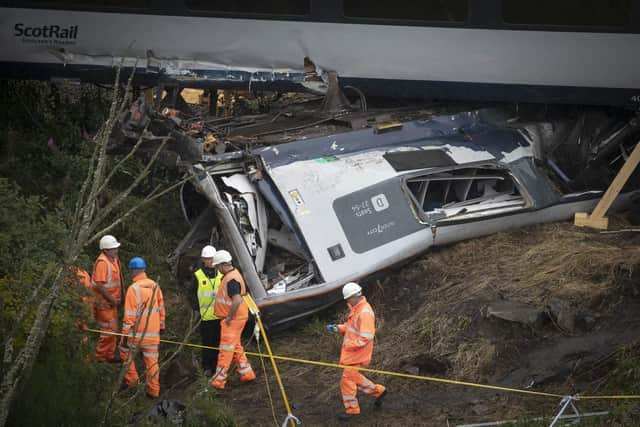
top-left (338, 297), bottom-right (376, 366)
top-left (92, 252), bottom-right (122, 307)
top-left (67, 266), bottom-right (94, 324)
top-left (68, 265), bottom-right (93, 302)
top-left (214, 268), bottom-right (248, 321)
top-left (122, 272), bottom-right (165, 345)
top-left (76, 266), bottom-right (94, 315)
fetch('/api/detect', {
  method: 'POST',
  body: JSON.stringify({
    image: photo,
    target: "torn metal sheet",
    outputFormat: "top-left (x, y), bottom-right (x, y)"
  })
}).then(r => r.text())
top-left (221, 173), bottom-right (268, 273)
top-left (48, 49), bottom-right (313, 89)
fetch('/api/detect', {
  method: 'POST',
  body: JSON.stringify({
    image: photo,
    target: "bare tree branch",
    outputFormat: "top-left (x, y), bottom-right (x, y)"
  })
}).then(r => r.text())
top-left (71, 130), bottom-right (102, 238)
top-left (3, 265), bottom-right (55, 366)
top-left (94, 125), bottom-right (150, 197)
top-left (88, 137), bottom-right (168, 234)
top-left (0, 63), bottom-right (182, 427)
top-left (0, 265), bottom-right (66, 427)
top-left (79, 64), bottom-right (136, 242)
top-left (88, 172), bottom-right (194, 246)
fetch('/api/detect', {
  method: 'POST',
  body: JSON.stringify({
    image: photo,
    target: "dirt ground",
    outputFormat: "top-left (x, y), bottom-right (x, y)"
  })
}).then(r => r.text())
top-left (177, 217), bottom-right (640, 426)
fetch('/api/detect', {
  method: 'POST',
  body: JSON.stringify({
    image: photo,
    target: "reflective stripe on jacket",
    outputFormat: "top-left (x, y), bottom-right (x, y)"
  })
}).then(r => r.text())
top-left (92, 252), bottom-right (122, 307)
top-left (194, 268), bottom-right (222, 321)
top-left (214, 268), bottom-right (248, 320)
top-left (122, 272), bottom-right (165, 345)
top-left (338, 297), bottom-right (376, 366)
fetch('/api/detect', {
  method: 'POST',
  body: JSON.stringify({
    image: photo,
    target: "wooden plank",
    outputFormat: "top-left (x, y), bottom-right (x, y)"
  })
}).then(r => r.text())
top-left (180, 88), bottom-right (204, 104)
top-left (574, 141), bottom-right (640, 229)
top-left (143, 88), bottom-right (154, 105)
top-left (574, 212), bottom-right (608, 229)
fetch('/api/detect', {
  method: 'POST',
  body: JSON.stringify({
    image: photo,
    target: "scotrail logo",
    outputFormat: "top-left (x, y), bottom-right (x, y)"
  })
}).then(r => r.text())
top-left (14, 23), bottom-right (78, 45)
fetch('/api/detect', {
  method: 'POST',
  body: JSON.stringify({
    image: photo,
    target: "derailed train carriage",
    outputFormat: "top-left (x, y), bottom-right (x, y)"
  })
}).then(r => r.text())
top-left (171, 109), bottom-right (640, 327)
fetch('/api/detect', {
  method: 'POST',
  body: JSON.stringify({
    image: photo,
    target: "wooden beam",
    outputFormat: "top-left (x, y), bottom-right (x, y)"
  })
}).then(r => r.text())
top-left (143, 87), bottom-right (154, 105)
top-left (574, 141), bottom-right (640, 229)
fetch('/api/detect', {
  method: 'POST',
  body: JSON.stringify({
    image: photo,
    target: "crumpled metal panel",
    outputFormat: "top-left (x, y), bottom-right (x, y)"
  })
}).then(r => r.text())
top-left (508, 157), bottom-right (560, 208)
top-left (258, 110), bottom-right (529, 169)
top-left (49, 49), bottom-right (308, 87)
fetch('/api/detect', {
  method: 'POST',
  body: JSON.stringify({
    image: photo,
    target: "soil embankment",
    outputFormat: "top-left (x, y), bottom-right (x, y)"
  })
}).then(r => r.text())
top-left (217, 219), bottom-right (640, 426)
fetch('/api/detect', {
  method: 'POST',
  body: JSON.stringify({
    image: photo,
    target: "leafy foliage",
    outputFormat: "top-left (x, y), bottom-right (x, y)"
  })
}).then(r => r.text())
top-left (0, 79), bottom-right (228, 426)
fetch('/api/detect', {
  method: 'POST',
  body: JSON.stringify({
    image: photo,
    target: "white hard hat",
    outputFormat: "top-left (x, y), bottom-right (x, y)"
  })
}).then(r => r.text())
top-left (342, 282), bottom-right (362, 300)
top-left (99, 235), bottom-right (120, 250)
top-left (201, 245), bottom-right (216, 258)
top-left (212, 250), bottom-right (232, 265)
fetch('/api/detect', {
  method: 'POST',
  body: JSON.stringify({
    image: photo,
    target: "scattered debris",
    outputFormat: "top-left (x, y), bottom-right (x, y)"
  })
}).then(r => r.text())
top-left (482, 301), bottom-right (543, 327)
top-left (545, 299), bottom-right (576, 333)
top-left (140, 399), bottom-right (186, 425)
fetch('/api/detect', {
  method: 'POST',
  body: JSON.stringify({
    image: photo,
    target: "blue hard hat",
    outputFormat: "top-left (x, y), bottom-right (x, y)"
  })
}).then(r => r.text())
top-left (128, 257), bottom-right (147, 269)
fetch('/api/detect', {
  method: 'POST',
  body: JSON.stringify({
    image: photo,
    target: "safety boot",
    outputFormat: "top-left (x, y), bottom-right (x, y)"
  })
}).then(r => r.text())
top-left (374, 389), bottom-right (387, 408)
top-left (337, 413), bottom-right (358, 421)
top-left (210, 379), bottom-right (225, 390)
top-left (240, 371), bottom-right (256, 383)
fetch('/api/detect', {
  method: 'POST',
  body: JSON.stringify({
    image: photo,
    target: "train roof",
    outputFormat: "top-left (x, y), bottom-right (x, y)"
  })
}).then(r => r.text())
top-left (257, 110), bottom-right (531, 169)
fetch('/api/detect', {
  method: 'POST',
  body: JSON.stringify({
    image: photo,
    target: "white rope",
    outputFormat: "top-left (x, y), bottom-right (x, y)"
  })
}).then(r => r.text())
top-left (281, 413), bottom-right (301, 427)
top-left (549, 396), bottom-right (580, 427)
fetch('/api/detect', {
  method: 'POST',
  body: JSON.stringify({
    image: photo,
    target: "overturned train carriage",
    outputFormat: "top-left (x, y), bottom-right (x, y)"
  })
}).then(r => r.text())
top-left (177, 110), bottom-right (640, 327)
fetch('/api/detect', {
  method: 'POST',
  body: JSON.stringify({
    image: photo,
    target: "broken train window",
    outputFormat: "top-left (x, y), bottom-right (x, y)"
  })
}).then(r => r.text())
top-left (405, 166), bottom-right (526, 222)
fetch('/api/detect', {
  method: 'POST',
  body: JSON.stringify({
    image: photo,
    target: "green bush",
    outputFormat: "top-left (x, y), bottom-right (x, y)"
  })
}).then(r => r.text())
top-left (1, 80), bottom-right (231, 426)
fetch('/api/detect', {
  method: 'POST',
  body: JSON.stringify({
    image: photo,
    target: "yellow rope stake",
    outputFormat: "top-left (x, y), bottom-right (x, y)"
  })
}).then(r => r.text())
top-left (254, 336), bottom-right (279, 427)
top-left (85, 328), bottom-right (640, 401)
top-left (242, 295), bottom-right (299, 427)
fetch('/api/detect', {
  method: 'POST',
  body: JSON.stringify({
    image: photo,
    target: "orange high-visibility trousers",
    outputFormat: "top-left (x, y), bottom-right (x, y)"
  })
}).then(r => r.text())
top-left (341, 366), bottom-right (385, 414)
top-left (120, 342), bottom-right (160, 397)
top-left (94, 306), bottom-right (118, 361)
top-left (210, 319), bottom-right (255, 389)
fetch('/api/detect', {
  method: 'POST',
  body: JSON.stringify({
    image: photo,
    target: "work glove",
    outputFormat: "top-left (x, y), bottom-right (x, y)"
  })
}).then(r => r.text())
top-left (326, 323), bottom-right (338, 333)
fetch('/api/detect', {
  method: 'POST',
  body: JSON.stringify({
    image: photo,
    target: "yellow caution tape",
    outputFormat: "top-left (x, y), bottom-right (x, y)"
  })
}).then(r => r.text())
top-left (85, 328), bottom-right (640, 400)
top-left (241, 294), bottom-right (298, 427)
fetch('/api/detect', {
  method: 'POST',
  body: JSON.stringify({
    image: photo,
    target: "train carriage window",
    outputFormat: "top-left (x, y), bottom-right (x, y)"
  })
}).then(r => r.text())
top-left (343, 0), bottom-right (468, 22)
top-left (186, 0), bottom-right (309, 15)
top-left (28, 0), bottom-right (147, 6)
top-left (502, 0), bottom-right (631, 27)
top-left (405, 167), bottom-right (526, 221)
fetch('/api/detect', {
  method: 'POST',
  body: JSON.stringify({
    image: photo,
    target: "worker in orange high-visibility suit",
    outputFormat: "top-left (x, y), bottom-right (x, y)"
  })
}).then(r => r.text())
top-left (66, 265), bottom-right (94, 361)
top-left (91, 235), bottom-right (123, 362)
top-left (119, 257), bottom-right (165, 398)
top-left (67, 266), bottom-right (94, 334)
top-left (210, 250), bottom-right (256, 389)
top-left (327, 282), bottom-right (387, 421)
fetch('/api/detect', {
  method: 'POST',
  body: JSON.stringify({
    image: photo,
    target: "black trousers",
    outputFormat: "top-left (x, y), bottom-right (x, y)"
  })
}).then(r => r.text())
top-left (200, 319), bottom-right (221, 372)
